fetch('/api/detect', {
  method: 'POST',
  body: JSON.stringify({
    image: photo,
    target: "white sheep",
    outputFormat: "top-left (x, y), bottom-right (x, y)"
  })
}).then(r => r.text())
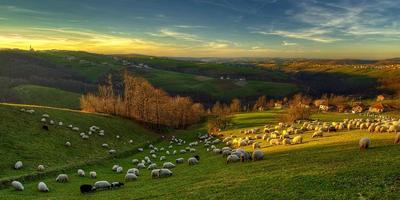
top-left (112, 164), bottom-right (119, 171)
top-left (127, 168), bottom-right (140, 176)
top-left (58, 122), bottom-right (63, 126)
top-left (125, 173), bottom-right (138, 181)
top-left (72, 127), bottom-right (79, 131)
top-left (188, 157), bottom-right (199, 165)
top-left (11, 181), bottom-right (24, 191)
top-left (252, 142), bottom-right (261, 150)
top-left (102, 143), bottom-right (109, 148)
top-left (213, 148), bottom-right (221, 154)
top-left (359, 137), bottom-right (371, 150)
top-left (151, 169), bottom-right (160, 178)
top-left (109, 149), bottom-right (117, 154)
top-left (37, 165), bottom-right (45, 171)
top-left (65, 141), bottom-right (71, 147)
top-left (132, 159), bottom-right (139, 164)
top-left (56, 174), bottom-right (69, 183)
top-left (312, 130), bottom-right (323, 138)
top-left (292, 135), bottom-right (303, 144)
top-left (38, 182), bottom-right (49, 192)
top-left (147, 163), bottom-right (158, 170)
top-left (129, 140), bottom-right (133, 144)
top-left (175, 158), bottom-right (184, 164)
top-left (90, 171), bottom-right (97, 178)
top-left (395, 133), bottom-right (400, 144)
top-left (116, 166), bottom-right (123, 173)
top-left (282, 138), bottom-right (291, 145)
top-left (14, 161), bottom-right (23, 170)
top-left (160, 156), bottom-right (166, 161)
top-left (162, 162), bottom-right (175, 169)
top-left (137, 163), bottom-right (146, 169)
top-left (159, 169), bottom-right (173, 177)
top-left (226, 154), bottom-right (240, 164)
top-left (94, 181), bottom-right (111, 190)
top-left (180, 149), bottom-right (186, 154)
top-left (42, 114), bottom-right (50, 118)
top-left (77, 169), bottom-right (85, 177)
top-left (252, 150), bottom-right (264, 161)
top-left (138, 148), bottom-right (144, 152)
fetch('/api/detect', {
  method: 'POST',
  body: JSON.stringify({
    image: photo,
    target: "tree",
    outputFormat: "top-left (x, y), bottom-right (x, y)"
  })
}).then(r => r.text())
top-left (253, 95), bottom-right (268, 111)
top-left (230, 98), bottom-right (241, 113)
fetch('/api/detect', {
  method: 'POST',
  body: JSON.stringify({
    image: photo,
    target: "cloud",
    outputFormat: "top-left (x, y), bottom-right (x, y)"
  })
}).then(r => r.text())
top-left (0, 5), bottom-right (50, 15)
top-left (253, 29), bottom-right (340, 43)
top-left (282, 41), bottom-right (297, 46)
top-left (206, 42), bottom-right (229, 48)
top-left (174, 25), bottom-right (207, 29)
top-left (149, 29), bottom-right (202, 42)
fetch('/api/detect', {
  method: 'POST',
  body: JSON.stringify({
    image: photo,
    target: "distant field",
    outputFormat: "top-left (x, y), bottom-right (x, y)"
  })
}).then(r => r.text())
top-left (12, 85), bottom-right (81, 109)
top-left (1, 106), bottom-right (398, 199)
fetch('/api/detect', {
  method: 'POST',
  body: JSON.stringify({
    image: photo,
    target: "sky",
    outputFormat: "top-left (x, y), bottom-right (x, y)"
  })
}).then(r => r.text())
top-left (0, 0), bottom-right (399, 59)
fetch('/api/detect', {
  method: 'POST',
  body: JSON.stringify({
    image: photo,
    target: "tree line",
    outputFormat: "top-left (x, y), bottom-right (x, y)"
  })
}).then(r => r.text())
top-left (80, 71), bottom-right (205, 129)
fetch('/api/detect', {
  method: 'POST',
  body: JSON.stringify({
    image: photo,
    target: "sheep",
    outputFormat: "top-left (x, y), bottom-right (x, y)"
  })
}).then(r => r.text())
top-left (159, 169), bottom-right (173, 177)
top-left (359, 137), bottom-right (371, 150)
top-left (162, 162), bottom-right (175, 169)
top-left (38, 182), bottom-right (49, 192)
top-left (240, 151), bottom-right (252, 162)
top-left (269, 139), bottom-right (281, 145)
top-left (252, 150), bottom-right (264, 161)
top-left (102, 143), bottom-right (109, 148)
top-left (49, 120), bottom-right (55, 125)
top-left (42, 114), bottom-right (50, 118)
top-left (41, 118), bottom-right (47, 123)
top-left (116, 166), bottom-right (123, 173)
top-left (94, 181), bottom-right (111, 190)
top-left (37, 165), bottom-right (45, 171)
top-left (151, 169), bottom-right (161, 178)
top-left (252, 142), bottom-right (261, 150)
top-left (282, 138), bottom-right (291, 145)
top-left (127, 168), bottom-right (140, 176)
top-left (147, 163), bottom-right (158, 170)
top-left (222, 150), bottom-right (232, 157)
top-left (226, 154), bottom-right (240, 164)
top-left (137, 163), bottom-right (146, 169)
top-left (14, 161), bottom-right (23, 170)
top-left (125, 173), bottom-right (138, 181)
top-left (77, 169), bottom-right (85, 177)
top-left (80, 184), bottom-right (95, 193)
top-left (176, 158), bottom-right (184, 164)
top-left (72, 127), bottom-right (79, 131)
top-left (213, 148), bottom-right (222, 154)
top-left (188, 157), bottom-right (199, 165)
top-left (132, 159), bottom-right (139, 164)
top-left (58, 122), bottom-right (63, 126)
top-left (90, 171), bottom-right (97, 178)
top-left (56, 174), bottom-right (69, 183)
top-left (292, 135), bottom-right (303, 144)
top-left (138, 148), bottom-right (144, 152)
top-left (160, 156), bottom-right (166, 161)
top-left (111, 182), bottom-right (124, 188)
top-left (109, 149), bottom-right (117, 154)
top-left (312, 130), bottom-right (323, 138)
top-left (394, 133), bottom-right (400, 144)
top-left (180, 149), bottom-right (187, 154)
top-left (65, 141), bottom-right (71, 147)
top-left (112, 165), bottom-right (119, 171)
top-left (11, 181), bottom-right (24, 191)
top-left (189, 148), bottom-right (196, 152)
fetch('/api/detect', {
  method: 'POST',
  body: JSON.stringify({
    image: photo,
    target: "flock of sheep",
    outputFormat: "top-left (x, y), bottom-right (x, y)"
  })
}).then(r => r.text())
top-left (8, 108), bottom-right (400, 195)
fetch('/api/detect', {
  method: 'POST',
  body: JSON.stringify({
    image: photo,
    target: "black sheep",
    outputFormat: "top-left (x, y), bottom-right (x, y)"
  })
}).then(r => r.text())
top-left (80, 184), bottom-right (95, 193)
top-left (111, 182), bottom-right (124, 188)
top-left (42, 125), bottom-right (49, 131)
top-left (194, 155), bottom-right (200, 161)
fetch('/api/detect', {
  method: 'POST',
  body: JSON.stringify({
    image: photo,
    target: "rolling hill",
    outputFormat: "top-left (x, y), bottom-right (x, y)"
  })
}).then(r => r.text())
top-left (0, 104), bottom-right (398, 199)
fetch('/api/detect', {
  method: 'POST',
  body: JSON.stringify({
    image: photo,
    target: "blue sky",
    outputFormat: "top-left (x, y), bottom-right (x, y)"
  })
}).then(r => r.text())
top-left (0, 0), bottom-right (399, 58)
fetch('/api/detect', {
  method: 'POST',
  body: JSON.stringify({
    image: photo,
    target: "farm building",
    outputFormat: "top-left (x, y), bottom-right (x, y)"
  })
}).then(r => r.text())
top-left (352, 103), bottom-right (365, 113)
top-left (369, 103), bottom-right (385, 113)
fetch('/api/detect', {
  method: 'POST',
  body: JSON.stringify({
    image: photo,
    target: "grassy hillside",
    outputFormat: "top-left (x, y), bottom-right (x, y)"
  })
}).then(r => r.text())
top-left (12, 85), bottom-right (81, 109)
top-left (0, 107), bottom-right (398, 199)
top-left (0, 103), bottom-right (157, 182)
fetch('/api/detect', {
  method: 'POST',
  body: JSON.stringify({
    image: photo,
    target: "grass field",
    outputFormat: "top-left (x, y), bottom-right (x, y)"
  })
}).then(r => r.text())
top-left (0, 105), bottom-right (399, 199)
top-left (0, 103), bottom-right (157, 182)
top-left (12, 85), bottom-right (82, 109)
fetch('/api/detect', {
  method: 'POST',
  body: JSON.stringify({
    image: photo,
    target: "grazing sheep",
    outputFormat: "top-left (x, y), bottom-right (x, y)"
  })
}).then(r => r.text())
top-left (102, 143), bottom-right (109, 148)
top-left (159, 169), bottom-right (173, 177)
top-left (127, 168), bottom-right (140, 176)
top-left (14, 161), bottom-right (23, 170)
top-left (252, 142), bottom-right (261, 150)
top-left (125, 173), bottom-right (138, 181)
top-left (252, 150), bottom-right (264, 161)
top-left (312, 131), bottom-right (323, 138)
top-left (77, 169), bottom-right (85, 177)
top-left (129, 140), bottom-right (133, 144)
top-left (94, 181), bottom-right (111, 190)
top-left (58, 122), bottom-right (63, 126)
top-left (41, 118), bottom-right (46, 123)
top-left (111, 182), bottom-right (124, 188)
top-left (38, 182), bottom-right (49, 192)
top-left (175, 158), bottom-right (184, 164)
top-left (147, 163), bottom-right (158, 170)
top-left (222, 150), bottom-right (232, 157)
top-left (137, 163), bottom-right (146, 169)
top-left (37, 165), bottom-right (45, 171)
top-left (226, 154), bottom-right (240, 164)
top-left (109, 149), bottom-right (117, 154)
top-left (72, 127), bottom-right (79, 131)
top-left (112, 165), bottom-right (119, 171)
top-left (162, 162), bottom-right (175, 169)
top-left (359, 137), bottom-right (371, 150)
top-left (180, 149), bottom-right (187, 154)
top-left (282, 138), bottom-right (291, 145)
top-left (292, 136), bottom-right (303, 144)
top-left (138, 148), bottom-right (144, 152)
top-left (394, 133), bottom-right (400, 144)
top-left (116, 166), bottom-right (123, 173)
top-left (90, 171), bottom-right (97, 178)
top-left (42, 114), bottom-right (50, 118)
top-left (213, 148), bottom-right (222, 154)
top-left (159, 156), bottom-right (166, 161)
top-left (188, 157), bottom-right (199, 165)
top-left (65, 141), bottom-right (71, 147)
top-left (151, 169), bottom-right (161, 178)
top-left (11, 181), bottom-right (24, 191)
top-left (56, 174), bottom-right (69, 183)
top-left (269, 139), bottom-right (281, 145)
top-left (80, 184), bottom-right (95, 193)
top-left (131, 159), bottom-right (139, 164)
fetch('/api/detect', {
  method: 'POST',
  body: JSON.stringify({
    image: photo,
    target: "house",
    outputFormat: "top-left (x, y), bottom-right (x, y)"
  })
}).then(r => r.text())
top-left (337, 104), bottom-right (350, 113)
top-left (319, 104), bottom-right (330, 111)
top-left (369, 103), bottom-right (385, 113)
top-left (314, 99), bottom-right (328, 108)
